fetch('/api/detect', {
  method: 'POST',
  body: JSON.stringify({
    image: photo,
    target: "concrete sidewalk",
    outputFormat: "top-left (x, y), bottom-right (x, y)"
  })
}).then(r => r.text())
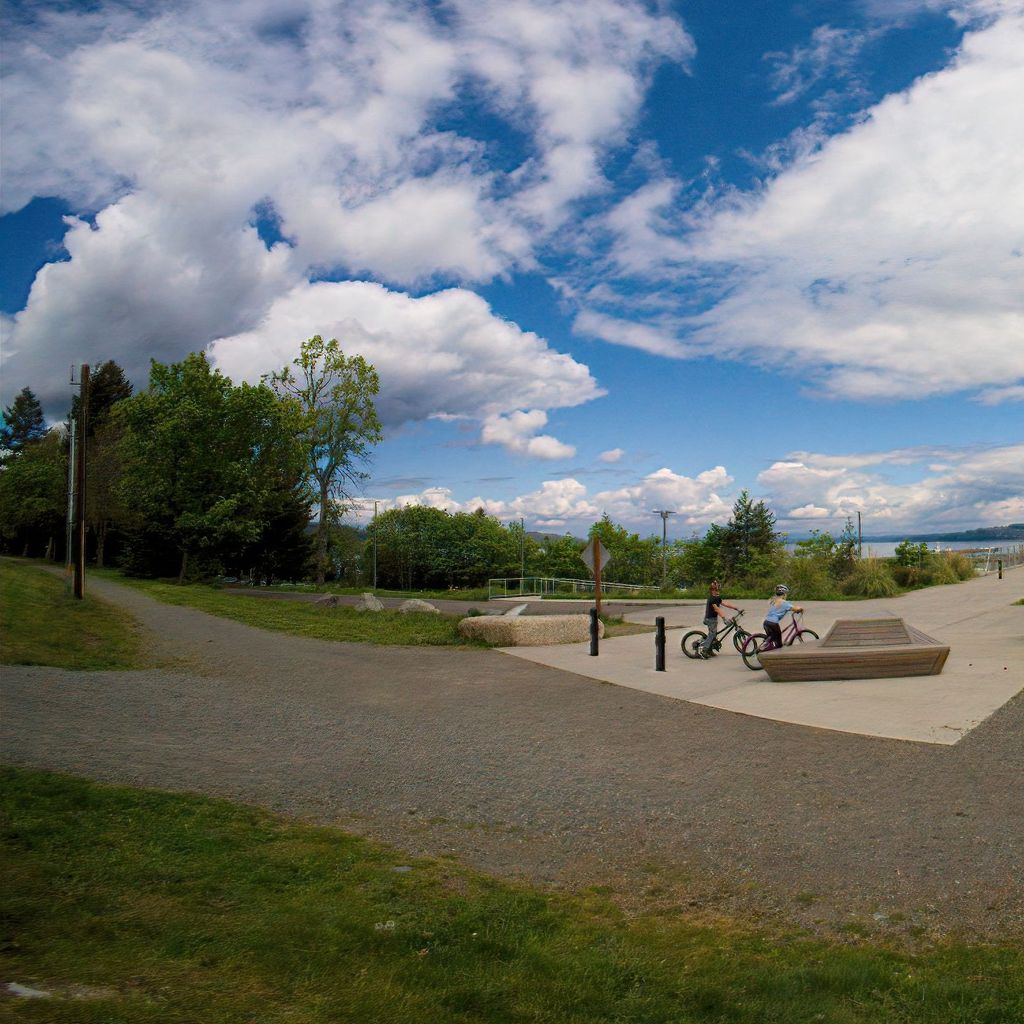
top-left (501, 570), bottom-right (1024, 745)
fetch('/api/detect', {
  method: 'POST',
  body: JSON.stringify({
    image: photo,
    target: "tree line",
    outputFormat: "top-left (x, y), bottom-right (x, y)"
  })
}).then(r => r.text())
top-left (0, 337), bottom-right (380, 585)
top-left (2, 353), bottom-right (975, 595)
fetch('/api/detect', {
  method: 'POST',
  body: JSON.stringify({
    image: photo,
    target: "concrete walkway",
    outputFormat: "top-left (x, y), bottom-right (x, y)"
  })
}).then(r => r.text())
top-left (502, 570), bottom-right (1024, 745)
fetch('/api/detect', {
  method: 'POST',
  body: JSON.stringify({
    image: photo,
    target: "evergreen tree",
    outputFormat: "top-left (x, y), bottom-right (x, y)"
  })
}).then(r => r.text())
top-left (69, 360), bottom-right (133, 434)
top-left (1, 387), bottom-right (46, 460)
top-left (719, 490), bottom-right (782, 581)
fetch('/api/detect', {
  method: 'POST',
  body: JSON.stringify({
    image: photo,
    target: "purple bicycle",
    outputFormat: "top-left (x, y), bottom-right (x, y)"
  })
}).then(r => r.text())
top-left (741, 611), bottom-right (819, 671)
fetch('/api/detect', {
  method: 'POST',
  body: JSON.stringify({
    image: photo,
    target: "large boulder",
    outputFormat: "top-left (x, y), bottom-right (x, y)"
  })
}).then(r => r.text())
top-left (399, 599), bottom-right (440, 614)
top-left (458, 614), bottom-right (603, 646)
top-left (315, 594), bottom-right (343, 607)
top-left (355, 592), bottom-right (385, 612)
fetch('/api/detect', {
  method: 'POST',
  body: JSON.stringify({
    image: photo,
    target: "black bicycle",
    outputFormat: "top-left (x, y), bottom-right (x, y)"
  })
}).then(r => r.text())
top-left (681, 610), bottom-right (749, 659)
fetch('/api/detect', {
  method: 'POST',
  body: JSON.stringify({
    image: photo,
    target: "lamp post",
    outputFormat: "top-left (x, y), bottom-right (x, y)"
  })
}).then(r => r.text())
top-left (652, 509), bottom-right (676, 589)
top-left (372, 500), bottom-right (379, 590)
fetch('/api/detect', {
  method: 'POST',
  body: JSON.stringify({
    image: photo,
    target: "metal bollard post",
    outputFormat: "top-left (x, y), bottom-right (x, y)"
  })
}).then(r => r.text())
top-left (655, 616), bottom-right (666, 671)
top-left (589, 607), bottom-right (599, 657)
top-left (998, 559), bottom-right (1003, 579)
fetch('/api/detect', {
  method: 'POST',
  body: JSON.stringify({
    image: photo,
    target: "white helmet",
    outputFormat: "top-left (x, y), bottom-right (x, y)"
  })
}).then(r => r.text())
top-left (774, 584), bottom-right (790, 596)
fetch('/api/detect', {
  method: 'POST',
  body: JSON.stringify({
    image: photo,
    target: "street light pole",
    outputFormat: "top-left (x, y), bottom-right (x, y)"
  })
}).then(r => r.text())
top-left (652, 509), bottom-right (676, 589)
top-left (373, 499), bottom-right (378, 590)
top-left (520, 517), bottom-right (525, 586)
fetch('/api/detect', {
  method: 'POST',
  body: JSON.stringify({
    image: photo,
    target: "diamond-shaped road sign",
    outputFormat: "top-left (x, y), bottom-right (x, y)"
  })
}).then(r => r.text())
top-left (580, 538), bottom-right (611, 574)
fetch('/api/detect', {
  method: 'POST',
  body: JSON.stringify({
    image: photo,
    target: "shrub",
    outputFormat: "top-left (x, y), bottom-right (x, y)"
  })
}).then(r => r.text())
top-left (944, 552), bottom-right (976, 581)
top-left (781, 557), bottom-right (839, 600)
top-left (842, 558), bottom-right (899, 598)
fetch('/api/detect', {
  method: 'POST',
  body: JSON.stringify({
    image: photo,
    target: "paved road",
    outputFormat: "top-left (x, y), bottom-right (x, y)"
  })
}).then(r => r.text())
top-left (3, 573), bottom-right (1023, 941)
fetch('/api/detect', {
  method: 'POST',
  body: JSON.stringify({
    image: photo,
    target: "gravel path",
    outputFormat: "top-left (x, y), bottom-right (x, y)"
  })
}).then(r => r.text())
top-left (3, 574), bottom-right (1023, 941)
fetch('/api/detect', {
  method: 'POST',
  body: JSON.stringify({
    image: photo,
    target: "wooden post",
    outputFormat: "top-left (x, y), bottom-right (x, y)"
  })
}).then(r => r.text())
top-left (73, 363), bottom-right (89, 599)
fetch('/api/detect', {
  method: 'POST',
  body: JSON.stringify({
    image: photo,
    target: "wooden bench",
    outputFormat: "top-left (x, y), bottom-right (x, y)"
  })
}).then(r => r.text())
top-left (759, 617), bottom-right (949, 682)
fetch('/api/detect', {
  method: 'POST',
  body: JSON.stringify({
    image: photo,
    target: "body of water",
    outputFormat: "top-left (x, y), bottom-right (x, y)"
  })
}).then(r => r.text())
top-left (786, 539), bottom-right (1024, 559)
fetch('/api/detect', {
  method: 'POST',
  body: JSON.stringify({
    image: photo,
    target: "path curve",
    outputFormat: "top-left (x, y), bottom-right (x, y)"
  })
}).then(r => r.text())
top-left (3, 571), bottom-right (1023, 941)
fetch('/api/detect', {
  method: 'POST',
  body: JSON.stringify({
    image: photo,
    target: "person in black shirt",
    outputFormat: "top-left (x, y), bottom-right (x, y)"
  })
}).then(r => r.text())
top-left (700, 580), bottom-right (742, 658)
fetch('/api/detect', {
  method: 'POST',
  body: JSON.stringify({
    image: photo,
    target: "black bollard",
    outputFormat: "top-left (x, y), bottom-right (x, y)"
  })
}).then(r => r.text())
top-left (655, 616), bottom-right (666, 671)
top-left (589, 608), bottom-right (599, 656)
top-left (998, 559), bottom-right (1003, 579)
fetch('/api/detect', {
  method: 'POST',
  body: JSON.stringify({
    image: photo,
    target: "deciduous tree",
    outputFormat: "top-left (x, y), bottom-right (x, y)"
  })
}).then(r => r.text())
top-left (268, 336), bottom-right (382, 586)
top-left (120, 353), bottom-right (306, 581)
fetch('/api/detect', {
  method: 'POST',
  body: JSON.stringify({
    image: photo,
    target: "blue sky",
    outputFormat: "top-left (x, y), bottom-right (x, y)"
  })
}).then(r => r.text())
top-left (2, 0), bottom-right (1022, 538)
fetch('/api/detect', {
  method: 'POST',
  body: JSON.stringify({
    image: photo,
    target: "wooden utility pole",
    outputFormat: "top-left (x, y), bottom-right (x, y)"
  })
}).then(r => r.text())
top-left (73, 363), bottom-right (90, 599)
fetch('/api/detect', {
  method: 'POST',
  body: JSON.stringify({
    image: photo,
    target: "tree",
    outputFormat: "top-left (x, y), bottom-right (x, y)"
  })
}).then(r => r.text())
top-left (588, 514), bottom-right (661, 586)
top-left (120, 353), bottom-right (306, 581)
top-left (718, 490), bottom-right (783, 582)
top-left (72, 362), bottom-right (134, 567)
top-left (0, 430), bottom-right (67, 557)
top-left (534, 534), bottom-right (586, 581)
top-left (69, 360), bottom-right (133, 435)
top-left (1, 387), bottom-right (46, 462)
top-left (268, 336), bottom-right (383, 586)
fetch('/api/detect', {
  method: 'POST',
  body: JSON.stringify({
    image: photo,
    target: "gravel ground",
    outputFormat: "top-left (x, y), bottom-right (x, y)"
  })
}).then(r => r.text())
top-left (3, 575), bottom-right (1023, 943)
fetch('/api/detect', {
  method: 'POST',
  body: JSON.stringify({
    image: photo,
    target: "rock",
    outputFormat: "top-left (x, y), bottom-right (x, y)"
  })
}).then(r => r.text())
top-left (399, 599), bottom-right (439, 614)
top-left (356, 592), bottom-right (385, 612)
top-left (458, 614), bottom-right (604, 646)
top-left (315, 594), bottom-right (343, 607)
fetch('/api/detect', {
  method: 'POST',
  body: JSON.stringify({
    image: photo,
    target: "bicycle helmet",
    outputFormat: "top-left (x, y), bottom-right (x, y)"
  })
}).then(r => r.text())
top-left (774, 584), bottom-right (790, 596)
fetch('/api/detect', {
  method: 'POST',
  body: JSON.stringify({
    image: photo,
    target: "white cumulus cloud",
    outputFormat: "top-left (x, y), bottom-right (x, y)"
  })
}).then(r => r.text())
top-left (207, 281), bottom-right (601, 453)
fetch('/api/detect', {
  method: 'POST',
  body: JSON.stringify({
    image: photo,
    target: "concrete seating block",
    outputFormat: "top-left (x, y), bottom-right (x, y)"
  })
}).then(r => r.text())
top-left (458, 613), bottom-right (604, 646)
top-left (760, 617), bottom-right (950, 681)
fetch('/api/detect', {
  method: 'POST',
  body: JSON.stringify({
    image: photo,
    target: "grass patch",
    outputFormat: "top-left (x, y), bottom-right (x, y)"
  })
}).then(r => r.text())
top-left (0, 559), bottom-right (149, 670)
top-left (3, 767), bottom-right (1023, 1023)
top-left (92, 569), bottom-right (485, 647)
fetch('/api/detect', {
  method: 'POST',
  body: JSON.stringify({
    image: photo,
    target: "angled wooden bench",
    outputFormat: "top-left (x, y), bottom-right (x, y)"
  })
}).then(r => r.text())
top-left (759, 617), bottom-right (949, 682)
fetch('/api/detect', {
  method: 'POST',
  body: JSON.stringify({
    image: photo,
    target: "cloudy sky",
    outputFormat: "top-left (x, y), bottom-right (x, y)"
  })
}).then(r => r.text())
top-left (2, 0), bottom-right (1022, 537)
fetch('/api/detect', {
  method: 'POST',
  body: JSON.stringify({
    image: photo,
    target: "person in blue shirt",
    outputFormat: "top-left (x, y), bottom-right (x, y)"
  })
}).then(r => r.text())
top-left (763, 584), bottom-right (803, 649)
top-left (700, 580), bottom-right (742, 658)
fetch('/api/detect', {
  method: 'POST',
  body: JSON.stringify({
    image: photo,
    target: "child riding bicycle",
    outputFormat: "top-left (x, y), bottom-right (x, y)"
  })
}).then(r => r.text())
top-left (763, 584), bottom-right (803, 649)
top-left (701, 580), bottom-right (743, 658)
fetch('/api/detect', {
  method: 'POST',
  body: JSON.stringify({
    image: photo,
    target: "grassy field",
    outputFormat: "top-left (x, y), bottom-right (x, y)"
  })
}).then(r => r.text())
top-left (0, 559), bottom-right (149, 670)
top-left (91, 569), bottom-right (486, 646)
top-left (3, 767), bottom-right (1022, 1024)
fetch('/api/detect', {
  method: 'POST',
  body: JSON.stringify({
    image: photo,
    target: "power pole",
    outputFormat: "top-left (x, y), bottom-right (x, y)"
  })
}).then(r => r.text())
top-left (73, 363), bottom-right (90, 599)
top-left (65, 418), bottom-right (76, 577)
top-left (519, 517), bottom-right (525, 588)
top-left (652, 509), bottom-right (676, 589)
top-left (373, 499), bottom-right (379, 590)
top-left (857, 511), bottom-right (862, 558)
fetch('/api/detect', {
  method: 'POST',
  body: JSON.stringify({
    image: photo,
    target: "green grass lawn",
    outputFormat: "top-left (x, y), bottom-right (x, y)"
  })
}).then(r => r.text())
top-left (91, 569), bottom-right (486, 646)
top-left (2, 767), bottom-right (1021, 1023)
top-left (0, 559), bottom-right (149, 670)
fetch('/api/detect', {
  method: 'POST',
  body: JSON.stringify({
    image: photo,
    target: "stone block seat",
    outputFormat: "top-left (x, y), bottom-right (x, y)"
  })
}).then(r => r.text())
top-left (759, 617), bottom-right (950, 682)
top-left (458, 614), bottom-right (603, 647)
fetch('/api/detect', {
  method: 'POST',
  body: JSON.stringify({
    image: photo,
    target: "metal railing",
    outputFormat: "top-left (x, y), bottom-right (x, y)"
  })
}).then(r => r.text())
top-left (487, 576), bottom-right (663, 600)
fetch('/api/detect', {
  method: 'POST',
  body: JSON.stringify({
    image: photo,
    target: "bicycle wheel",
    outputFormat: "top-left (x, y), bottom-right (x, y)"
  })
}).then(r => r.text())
top-left (681, 630), bottom-right (707, 659)
top-left (732, 628), bottom-right (750, 653)
top-left (741, 633), bottom-right (768, 671)
top-left (787, 629), bottom-right (820, 645)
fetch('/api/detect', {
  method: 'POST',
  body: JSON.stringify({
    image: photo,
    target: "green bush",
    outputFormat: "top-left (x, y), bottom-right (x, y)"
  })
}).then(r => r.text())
top-left (943, 552), bottom-right (976, 581)
top-left (890, 564), bottom-right (924, 588)
top-left (780, 556), bottom-right (839, 600)
top-left (842, 558), bottom-right (899, 598)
